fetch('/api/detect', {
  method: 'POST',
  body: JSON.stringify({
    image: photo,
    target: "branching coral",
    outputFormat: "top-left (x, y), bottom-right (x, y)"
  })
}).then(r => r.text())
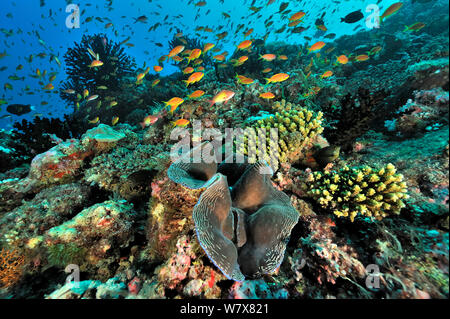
top-left (301, 163), bottom-right (408, 222)
top-left (237, 99), bottom-right (324, 166)
top-left (0, 248), bottom-right (25, 288)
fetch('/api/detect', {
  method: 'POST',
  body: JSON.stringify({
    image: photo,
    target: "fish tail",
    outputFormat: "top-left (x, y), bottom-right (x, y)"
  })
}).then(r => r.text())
top-left (340, 18), bottom-right (345, 22)
top-left (265, 78), bottom-right (271, 84)
top-left (403, 25), bottom-right (410, 32)
top-left (207, 100), bottom-right (215, 108)
top-left (139, 122), bottom-right (146, 129)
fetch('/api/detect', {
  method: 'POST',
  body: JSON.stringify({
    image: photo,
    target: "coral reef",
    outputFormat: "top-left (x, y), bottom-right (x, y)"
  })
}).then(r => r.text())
top-left (0, 0), bottom-right (448, 301)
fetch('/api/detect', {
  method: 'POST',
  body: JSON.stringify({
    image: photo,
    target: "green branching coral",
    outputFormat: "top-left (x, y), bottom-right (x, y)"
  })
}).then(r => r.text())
top-left (238, 100), bottom-right (324, 165)
top-left (301, 163), bottom-right (408, 222)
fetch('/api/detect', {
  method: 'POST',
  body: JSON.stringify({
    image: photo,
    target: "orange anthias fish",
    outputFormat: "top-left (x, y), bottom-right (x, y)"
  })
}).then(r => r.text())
top-left (236, 74), bottom-right (254, 85)
top-left (289, 11), bottom-right (306, 21)
top-left (380, 2), bottom-right (403, 22)
top-left (259, 53), bottom-right (276, 61)
top-left (262, 68), bottom-right (272, 73)
top-left (321, 70), bottom-right (333, 78)
top-left (187, 48), bottom-right (202, 64)
top-left (140, 114), bottom-right (160, 129)
top-left (153, 65), bottom-right (163, 72)
top-left (165, 97), bottom-right (184, 113)
top-left (369, 46), bottom-right (383, 55)
top-left (111, 116), bottom-right (119, 126)
top-left (237, 40), bottom-right (252, 50)
top-left (216, 31), bottom-right (228, 40)
top-left (172, 118), bottom-right (190, 127)
top-left (355, 54), bottom-right (370, 62)
top-left (288, 20), bottom-right (302, 27)
top-left (208, 90), bottom-right (235, 108)
top-left (183, 67), bottom-right (194, 74)
top-left (308, 41), bottom-right (326, 53)
top-left (213, 54), bottom-right (226, 61)
top-left (244, 28), bottom-right (254, 37)
top-left (152, 79), bottom-right (160, 87)
top-left (259, 92), bottom-right (275, 99)
top-left (203, 43), bottom-right (215, 53)
top-left (265, 73), bottom-right (289, 84)
top-left (89, 117), bottom-right (100, 124)
top-left (337, 55), bottom-right (349, 64)
top-left (136, 72), bottom-right (146, 84)
top-left (233, 55), bottom-right (248, 66)
top-left (188, 90), bottom-right (205, 99)
top-left (404, 22), bottom-right (426, 32)
top-left (43, 83), bottom-right (54, 90)
top-left (184, 72), bottom-right (204, 87)
top-left (86, 94), bottom-right (99, 101)
top-left (278, 55), bottom-right (288, 60)
top-left (172, 55), bottom-right (184, 62)
top-left (168, 45), bottom-right (185, 59)
top-left (89, 60), bottom-right (103, 68)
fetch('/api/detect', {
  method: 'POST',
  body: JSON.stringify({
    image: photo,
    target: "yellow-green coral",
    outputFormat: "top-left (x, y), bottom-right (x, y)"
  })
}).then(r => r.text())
top-left (301, 163), bottom-right (408, 222)
top-left (238, 100), bottom-right (324, 165)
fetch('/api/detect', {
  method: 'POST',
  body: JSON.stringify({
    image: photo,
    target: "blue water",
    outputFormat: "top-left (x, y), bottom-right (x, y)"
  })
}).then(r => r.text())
top-left (0, 0), bottom-right (437, 128)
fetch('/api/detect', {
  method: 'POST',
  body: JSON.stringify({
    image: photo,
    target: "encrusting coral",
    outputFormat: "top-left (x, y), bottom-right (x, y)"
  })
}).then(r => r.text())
top-left (301, 163), bottom-right (409, 222)
top-left (167, 144), bottom-right (299, 281)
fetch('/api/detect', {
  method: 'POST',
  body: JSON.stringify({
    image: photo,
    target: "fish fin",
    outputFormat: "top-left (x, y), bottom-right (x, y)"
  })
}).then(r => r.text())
top-left (340, 18), bottom-right (345, 22)
top-left (139, 122), bottom-right (146, 129)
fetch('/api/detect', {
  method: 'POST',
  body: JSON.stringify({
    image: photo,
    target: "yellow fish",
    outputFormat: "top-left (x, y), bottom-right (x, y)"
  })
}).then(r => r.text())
top-left (89, 117), bottom-right (99, 124)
